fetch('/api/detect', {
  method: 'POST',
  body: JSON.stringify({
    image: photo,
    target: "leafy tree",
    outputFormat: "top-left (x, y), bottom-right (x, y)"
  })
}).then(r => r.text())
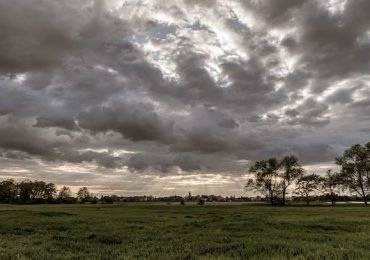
top-left (279, 156), bottom-right (304, 205)
top-left (336, 142), bottom-right (370, 204)
top-left (246, 158), bottom-right (280, 205)
top-left (91, 196), bottom-right (99, 204)
top-left (77, 187), bottom-right (91, 203)
top-left (32, 181), bottom-right (46, 199)
top-left (58, 186), bottom-right (72, 200)
top-left (321, 169), bottom-right (341, 206)
top-left (17, 180), bottom-right (56, 202)
top-left (17, 180), bottom-right (34, 201)
top-left (0, 179), bottom-right (18, 202)
top-left (44, 182), bottom-right (56, 200)
top-left (32, 181), bottom-right (56, 200)
top-left (294, 173), bottom-right (322, 205)
top-left (100, 195), bottom-right (114, 204)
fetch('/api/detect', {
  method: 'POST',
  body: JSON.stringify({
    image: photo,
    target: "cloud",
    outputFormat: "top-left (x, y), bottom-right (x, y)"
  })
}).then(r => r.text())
top-left (0, 0), bottom-right (89, 73)
top-left (78, 102), bottom-right (174, 143)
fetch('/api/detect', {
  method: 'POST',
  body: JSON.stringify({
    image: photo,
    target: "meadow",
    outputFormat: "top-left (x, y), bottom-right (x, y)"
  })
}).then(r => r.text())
top-left (0, 203), bottom-right (370, 259)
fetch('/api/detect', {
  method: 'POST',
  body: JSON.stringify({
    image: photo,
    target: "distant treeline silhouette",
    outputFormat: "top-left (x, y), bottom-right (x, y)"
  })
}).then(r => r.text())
top-left (0, 179), bottom-right (366, 205)
top-left (246, 142), bottom-right (370, 205)
top-left (0, 180), bottom-right (256, 204)
top-left (0, 181), bottom-right (107, 204)
top-left (0, 179), bottom-right (257, 204)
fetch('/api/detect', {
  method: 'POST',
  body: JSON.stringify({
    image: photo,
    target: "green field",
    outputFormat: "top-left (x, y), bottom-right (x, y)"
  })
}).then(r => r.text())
top-left (0, 203), bottom-right (370, 259)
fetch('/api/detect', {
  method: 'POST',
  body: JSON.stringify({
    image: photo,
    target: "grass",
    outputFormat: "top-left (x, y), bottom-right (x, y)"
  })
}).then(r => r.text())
top-left (0, 203), bottom-right (370, 259)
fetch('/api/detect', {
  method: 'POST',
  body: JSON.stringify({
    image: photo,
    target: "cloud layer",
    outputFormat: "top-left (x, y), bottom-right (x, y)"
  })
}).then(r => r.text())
top-left (0, 0), bottom-right (369, 195)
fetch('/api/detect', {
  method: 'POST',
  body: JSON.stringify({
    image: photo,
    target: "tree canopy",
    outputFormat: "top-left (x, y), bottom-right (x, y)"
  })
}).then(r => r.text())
top-left (336, 142), bottom-right (370, 204)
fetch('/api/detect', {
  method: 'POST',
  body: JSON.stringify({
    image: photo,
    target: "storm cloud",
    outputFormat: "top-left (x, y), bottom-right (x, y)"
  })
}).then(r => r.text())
top-left (0, 0), bottom-right (369, 195)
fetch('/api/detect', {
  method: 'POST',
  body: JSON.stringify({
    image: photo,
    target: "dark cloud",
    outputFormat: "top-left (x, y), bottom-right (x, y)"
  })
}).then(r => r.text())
top-left (244, 0), bottom-right (308, 25)
top-left (0, 0), bottom-right (89, 73)
top-left (326, 88), bottom-right (355, 105)
top-left (78, 102), bottom-right (174, 143)
top-left (34, 117), bottom-right (77, 131)
top-left (285, 98), bottom-right (330, 127)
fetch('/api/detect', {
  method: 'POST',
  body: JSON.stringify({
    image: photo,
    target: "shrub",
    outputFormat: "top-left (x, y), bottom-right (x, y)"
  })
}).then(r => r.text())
top-left (105, 197), bottom-right (114, 204)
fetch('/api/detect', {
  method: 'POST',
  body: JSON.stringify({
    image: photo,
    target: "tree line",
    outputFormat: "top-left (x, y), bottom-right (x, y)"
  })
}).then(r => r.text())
top-left (0, 180), bottom-right (253, 205)
top-left (246, 142), bottom-right (370, 205)
top-left (0, 180), bottom-right (117, 204)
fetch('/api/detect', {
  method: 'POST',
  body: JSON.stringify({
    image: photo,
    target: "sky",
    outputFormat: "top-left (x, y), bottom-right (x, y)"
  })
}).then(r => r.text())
top-left (0, 0), bottom-right (369, 196)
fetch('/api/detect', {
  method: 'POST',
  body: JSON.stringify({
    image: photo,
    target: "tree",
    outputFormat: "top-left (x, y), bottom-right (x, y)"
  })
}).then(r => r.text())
top-left (246, 158), bottom-right (280, 205)
top-left (336, 142), bottom-right (370, 204)
top-left (17, 180), bottom-right (34, 201)
top-left (44, 182), bottom-right (57, 200)
top-left (32, 181), bottom-right (56, 200)
top-left (294, 173), bottom-right (322, 205)
top-left (0, 179), bottom-right (18, 202)
top-left (58, 186), bottom-right (72, 200)
top-left (100, 195), bottom-right (114, 204)
top-left (16, 180), bottom-right (56, 202)
top-left (77, 187), bottom-right (91, 202)
top-left (91, 196), bottom-right (99, 204)
top-left (321, 169), bottom-right (341, 206)
top-left (279, 156), bottom-right (303, 205)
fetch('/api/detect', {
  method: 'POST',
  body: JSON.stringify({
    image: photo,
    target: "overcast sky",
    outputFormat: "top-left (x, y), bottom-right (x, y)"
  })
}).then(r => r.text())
top-left (0, 0), bottom-right (369, 196)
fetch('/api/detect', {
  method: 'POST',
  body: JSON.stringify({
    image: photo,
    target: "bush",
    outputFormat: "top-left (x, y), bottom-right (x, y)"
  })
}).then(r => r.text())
top-left (105, 197), bottom-right (114, 204)
top-left (197, 199), bottom-right (205, 205)
top-left (180, 200), bottom-right (186, 205)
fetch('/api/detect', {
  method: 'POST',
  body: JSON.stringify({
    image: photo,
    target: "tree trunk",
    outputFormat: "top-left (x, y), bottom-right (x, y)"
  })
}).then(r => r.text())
top-left (306, 194), bottom-right (309, 206)
top-left (282, 186), bottom-right (286, 206)
top-left (270, 191), bottom-right (274, 205)
top-left (331, 192), bottom-right (335, 206)
top-left (359, 177), bottom-right (367, 205)
top-left (360, 185), bottom-right (367, 205)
